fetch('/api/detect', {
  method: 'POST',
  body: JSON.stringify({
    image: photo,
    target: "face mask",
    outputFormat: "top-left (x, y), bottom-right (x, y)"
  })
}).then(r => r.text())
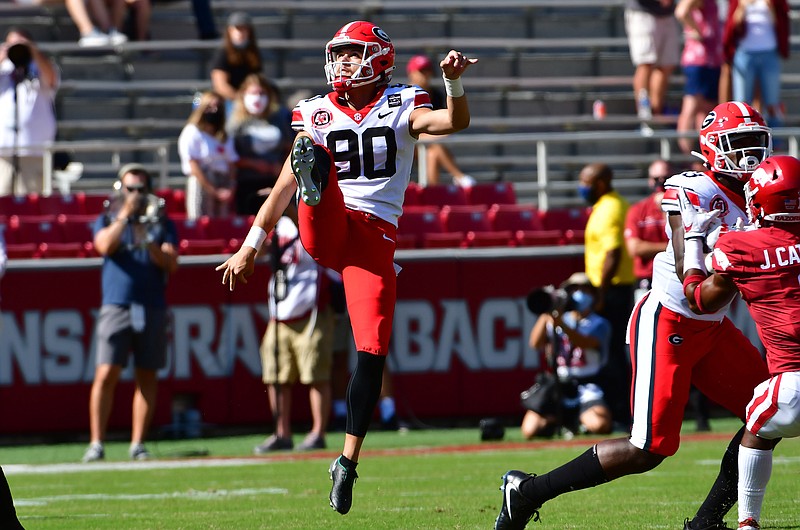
top-left (570, 290), bottom-right (595, 313)
top-left (577, 185), bottom-right (596, 205)
top-left (243, 93), bottom-right (268, 115)
top-left (231, 38), bottom-right (249, 49)
top-left (202, 110), bottom-right (224, 128)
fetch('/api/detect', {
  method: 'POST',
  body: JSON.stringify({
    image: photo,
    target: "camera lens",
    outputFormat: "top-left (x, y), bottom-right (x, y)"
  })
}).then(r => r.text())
top-left (7, 43), bottom-right (31, 68)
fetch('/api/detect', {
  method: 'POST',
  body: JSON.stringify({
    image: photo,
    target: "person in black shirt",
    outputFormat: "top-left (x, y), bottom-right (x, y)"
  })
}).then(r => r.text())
top-left (210, 12), bottom-right (263, 112)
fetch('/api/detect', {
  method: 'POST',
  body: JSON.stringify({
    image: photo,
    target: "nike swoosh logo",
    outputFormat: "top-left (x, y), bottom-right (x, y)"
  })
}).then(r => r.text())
top-left (378, 111), bottom-right (392, 119)
top-left (382, 233), bottom-right (395, 243)
top-left (505, 483), bottom-right (517, 520)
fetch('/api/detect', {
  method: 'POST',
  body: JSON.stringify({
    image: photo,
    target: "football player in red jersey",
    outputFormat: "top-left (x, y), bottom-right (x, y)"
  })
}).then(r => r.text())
top-left (494, 101), bottom-right (772, 530)
top-left (680, 155), bottom-right (800, 530)
top-left (217, 21), bottom-right (476, 514)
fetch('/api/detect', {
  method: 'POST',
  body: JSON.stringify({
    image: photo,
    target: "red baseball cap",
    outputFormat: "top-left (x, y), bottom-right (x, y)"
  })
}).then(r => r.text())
top-left (406, 55), bottom-right (433, 74)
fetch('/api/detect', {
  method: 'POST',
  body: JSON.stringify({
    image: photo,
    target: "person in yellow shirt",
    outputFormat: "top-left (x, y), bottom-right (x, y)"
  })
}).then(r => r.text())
top-left (577, 163), bottom-right (635, 429)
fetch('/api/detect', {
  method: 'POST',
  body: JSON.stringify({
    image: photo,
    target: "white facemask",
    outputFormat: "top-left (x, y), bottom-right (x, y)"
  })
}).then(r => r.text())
top-left (243, 93), bottom-right (268, 115)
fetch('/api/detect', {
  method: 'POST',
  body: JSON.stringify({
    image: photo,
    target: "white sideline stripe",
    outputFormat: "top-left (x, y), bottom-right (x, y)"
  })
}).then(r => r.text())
top-left (15, 487), bottom-right (287, 506)
top-left (4, 458), bottom-right (265, 475)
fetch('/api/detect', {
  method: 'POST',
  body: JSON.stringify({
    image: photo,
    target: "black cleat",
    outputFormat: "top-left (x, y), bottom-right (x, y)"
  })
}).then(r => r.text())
top-left (683, 517), bottom-right (732, 529)
top-left (329, 455), bottom-right (358, 515)
top-left (495, 470), bottom-right (541, 530)
top-left (291, 136), bottom-right (330, 206)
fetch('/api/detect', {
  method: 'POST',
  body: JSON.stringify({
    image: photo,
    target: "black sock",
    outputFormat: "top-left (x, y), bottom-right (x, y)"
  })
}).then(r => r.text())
top-left (346, 351), bottom-right (386, 437)
top-left (0, 467), bottom-right (23, 529)
top-left (338, 455), bottom-right (357, 469)
top-left (692, 426), bottom-right (744, 525)
top-left (520, 446), bottom-right (608, 504)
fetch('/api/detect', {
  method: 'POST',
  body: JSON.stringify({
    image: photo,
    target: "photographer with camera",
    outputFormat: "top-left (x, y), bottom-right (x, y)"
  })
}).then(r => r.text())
top-left (521, 272), bottom-right (613, 439)
top-left (82, 164), bottom-right (179, 463)
top-left (0, 27), bottom-right (58, 196)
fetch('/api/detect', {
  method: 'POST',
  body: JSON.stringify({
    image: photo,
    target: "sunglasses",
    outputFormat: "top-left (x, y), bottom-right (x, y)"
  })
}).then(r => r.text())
top-left (126, 185), bottom-right (146, 193)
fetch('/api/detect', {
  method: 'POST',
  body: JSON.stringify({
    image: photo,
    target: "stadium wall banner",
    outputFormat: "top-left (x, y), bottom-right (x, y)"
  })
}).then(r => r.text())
top-left (0, 249), bottom-right (761, 435)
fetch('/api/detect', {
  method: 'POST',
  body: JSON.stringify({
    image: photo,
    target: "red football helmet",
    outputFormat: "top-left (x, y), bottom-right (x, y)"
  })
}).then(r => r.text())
top-left (745, 155), bottom-right (800, 225)
top-left (694, 101), bottom-right (772, 181)
top-left (324, 21), bottom-right (395, 94)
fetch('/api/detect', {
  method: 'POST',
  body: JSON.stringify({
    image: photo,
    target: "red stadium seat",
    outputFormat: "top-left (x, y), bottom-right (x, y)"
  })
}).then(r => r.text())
top-left (82, 193), bottom-right (110, 215)
top-left (421, 231), bottom-right (465, 249)
top-left (37, 193), bottom-right (85, 216)
top-left (38, 241), bottom-right (87, 258)
top-left (397, 206), bottom-right (443, 248)
top-left (58, 214), bottom-right (98, 244)
top-left (8, 215), bottom-right (62, 244)
top-left (4, 242), bottom-right (39, 259)
top-left (179, 238), bottom-right (227, 255)
top-left (404, 181), bottom-right (422, 207)
top-left (514, 229), bottom-right (564, 247)
top-left (466, 182), bottom-right (517, 206)
top-left (419, 184), bottom-right (468, 207)
top-left (465, 230), bottom-right (514, 248)
top-left (564, 229), bottom-right (585, 245)
top-left (539, 207), bottom-right (591, 232)
top-left (0, 194), bottom-right (39, 217)
top-left (487, 204), bottom-right (544, 232)
top-left (156, 188), bottom-right (186, 216)
top-left (439, 204), bottom-right (491, 233)
top-left (174, 217), bottom-right (209, 241)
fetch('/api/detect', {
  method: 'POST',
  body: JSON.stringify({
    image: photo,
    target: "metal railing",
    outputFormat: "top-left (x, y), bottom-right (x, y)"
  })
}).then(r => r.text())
top-left (417, 128), bottom-right (800, 210)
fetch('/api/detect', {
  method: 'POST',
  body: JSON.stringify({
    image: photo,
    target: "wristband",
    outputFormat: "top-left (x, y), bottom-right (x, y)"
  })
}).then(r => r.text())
top-left (443, 76), bottom-right (464, 98)
top-left (693, 281), bottom-right (709, 313)
top-left (682, 274), bottom-right (707, 292)
top-left (243, 225), bottom-right (267, 250)
top-left (683, 237), bottom-right (707, 274)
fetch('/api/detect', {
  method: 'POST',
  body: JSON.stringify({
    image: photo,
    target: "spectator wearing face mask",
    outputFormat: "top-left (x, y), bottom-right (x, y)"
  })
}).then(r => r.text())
top-left (227, 74), bottom-right (293, 216)
top-left (210, 12), bottom-right (263, 114)
top-left (578, 162), bottom-right (635, 429)
top-left (178, 90), bottom-right (238, 219)
top-left (521, 272), bottom-right (613, 439)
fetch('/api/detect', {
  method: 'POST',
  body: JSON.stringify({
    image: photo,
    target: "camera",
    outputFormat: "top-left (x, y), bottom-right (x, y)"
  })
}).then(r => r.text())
top-left (7, 42), bottom-right (31, 69)
top-left (526, 285), bottom-right (576, 315)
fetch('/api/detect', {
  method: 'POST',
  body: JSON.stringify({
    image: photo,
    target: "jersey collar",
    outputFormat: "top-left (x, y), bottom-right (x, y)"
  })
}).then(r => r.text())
top-left (328, 86), bottom-right (386, 124)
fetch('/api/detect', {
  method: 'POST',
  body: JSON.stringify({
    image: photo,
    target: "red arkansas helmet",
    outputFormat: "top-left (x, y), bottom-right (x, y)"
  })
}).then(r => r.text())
top-left (694, 101), bottom-right (772, 181)
top-left (745, 155), bottom-right (800, 225)
top-left (324, 21), bottom-right (395, 94)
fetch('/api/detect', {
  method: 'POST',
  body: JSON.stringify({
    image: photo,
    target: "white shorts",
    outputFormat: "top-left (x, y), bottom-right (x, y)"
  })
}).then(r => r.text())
top-left (746, 371), bottom-right (800, 440)
top-left (624, 9), bottom-right (681, 67)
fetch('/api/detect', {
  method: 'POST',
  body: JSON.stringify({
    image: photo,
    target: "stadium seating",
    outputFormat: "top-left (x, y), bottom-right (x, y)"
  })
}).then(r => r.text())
top-left (397, 206), bottom-right (444, 248)
top-left (204, 215), bottom-right (252, 251)
top-left (82, 193), bottom-right (110, 215)
top-left (465, 182), bottom-right (517, 206)
top-left (0, 194), bottom-right (39, 217)
top-left (439, 205), bottom-right (491, 233)
top-left (404, 182), bottom-right (422, 207)
top-left (37, 241), bottom-right (88, 258)
top-left (421, 231), bottom-right (465, 249)
top-left (465, 230), bottom-right (514, 248)
top-left (37, 193), bottom-right (85, 216)
top-left (487, 203), bottom-right (544, 232)
top-left (419, 184), bottom-right (469, 207)
top-left (58, 214), bottom-right (97, 244)
top-left (514, 229), bottom-right (564, 247)
top-left (539, 206), bottom-right (592, 232)
top-left (174, 217), bottom-right (209, 241)
top-left (179, 238), bottom-right (227, 255)
top-left (6, 215), bottom-right (62, 244)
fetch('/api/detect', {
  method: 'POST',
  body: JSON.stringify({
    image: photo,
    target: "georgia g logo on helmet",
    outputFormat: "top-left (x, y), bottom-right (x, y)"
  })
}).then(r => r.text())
top-left (373, 26), bottom-right (391, 43)
top-left (701, 111), bottom-right (716, 130)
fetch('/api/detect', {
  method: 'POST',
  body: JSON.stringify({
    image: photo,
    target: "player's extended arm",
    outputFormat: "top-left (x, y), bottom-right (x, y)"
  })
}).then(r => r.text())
top-left (409, 50), bottom-right (477, 136)
top-left (677, 188), bottom-right (737, 313)
top-left (215, 142), bottom-right (300, 291)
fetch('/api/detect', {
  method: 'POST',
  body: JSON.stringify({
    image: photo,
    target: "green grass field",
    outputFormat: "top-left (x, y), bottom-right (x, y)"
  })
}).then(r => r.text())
top-left (2, 418), bottom-right (798, 529)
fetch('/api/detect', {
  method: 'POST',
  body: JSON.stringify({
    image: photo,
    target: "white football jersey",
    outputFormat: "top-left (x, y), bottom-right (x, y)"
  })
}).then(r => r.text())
top-left (651, 170), bottom-right (749, 320)
top-left (292, 84), bottom-right (432, 226)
